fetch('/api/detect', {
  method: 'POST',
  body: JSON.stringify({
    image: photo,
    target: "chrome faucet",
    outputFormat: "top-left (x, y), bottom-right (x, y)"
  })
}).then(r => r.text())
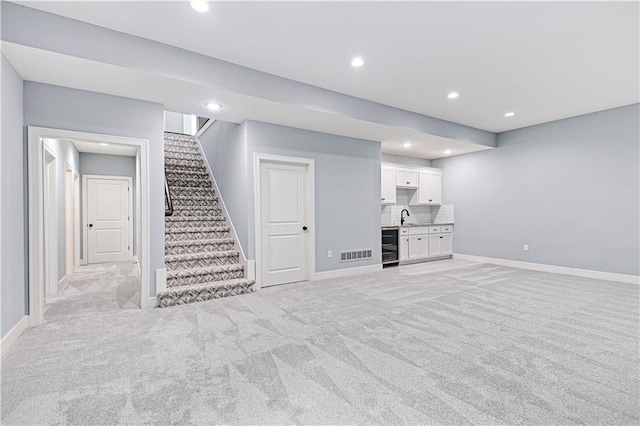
top-left (401, 209), bottom-right (410, 225)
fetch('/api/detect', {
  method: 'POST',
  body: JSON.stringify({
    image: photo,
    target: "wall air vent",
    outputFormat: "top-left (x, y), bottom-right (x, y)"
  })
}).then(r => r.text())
top-left (340, 249), bottom-right (373, 262)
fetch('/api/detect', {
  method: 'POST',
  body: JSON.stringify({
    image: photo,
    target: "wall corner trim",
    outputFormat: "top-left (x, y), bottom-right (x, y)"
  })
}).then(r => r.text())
top-left (311, 264), bottom-right (383, 281)
top-left (453, 253), bottom-right (640, 285)
top-left (1, 316), bottom-right (29, 357)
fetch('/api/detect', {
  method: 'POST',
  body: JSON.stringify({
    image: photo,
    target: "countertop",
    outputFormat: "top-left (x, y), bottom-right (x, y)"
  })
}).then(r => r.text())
top-left (382, 223), bottom-right (454, 229)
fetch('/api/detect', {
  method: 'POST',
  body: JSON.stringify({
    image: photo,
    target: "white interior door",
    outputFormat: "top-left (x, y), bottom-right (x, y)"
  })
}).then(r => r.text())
top-left (260, 162), bottom-right (308, 287)
top-left (86, 177), bottom-right (131, 264)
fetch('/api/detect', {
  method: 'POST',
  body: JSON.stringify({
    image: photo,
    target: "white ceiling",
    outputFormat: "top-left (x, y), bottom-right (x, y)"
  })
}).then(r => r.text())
top-left (4, 42), bottom-right (491, 159)
top-left (43, 137), bottom-right (137, 156)
top-left (17, 1), bottom-right (640, 132)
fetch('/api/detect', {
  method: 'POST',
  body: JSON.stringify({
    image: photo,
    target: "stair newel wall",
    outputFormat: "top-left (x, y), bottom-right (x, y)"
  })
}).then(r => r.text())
top-left (193, 135), bottom-right (254, 282)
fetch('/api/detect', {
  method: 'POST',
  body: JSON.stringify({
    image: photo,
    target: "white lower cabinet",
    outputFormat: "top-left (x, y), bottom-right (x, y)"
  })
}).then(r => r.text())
top-left (428, 232), bottom-right (453, 256)
top-left (400, 225), bottom-right (453, 263)
top-left (399, 228), bottom-right (409, 261)
top-left (408, 235), bottom-right (428, 260)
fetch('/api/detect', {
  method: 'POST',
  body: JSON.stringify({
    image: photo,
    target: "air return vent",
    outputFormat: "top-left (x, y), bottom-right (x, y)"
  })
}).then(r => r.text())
top-left (340, 249), bottom-right (373, 262)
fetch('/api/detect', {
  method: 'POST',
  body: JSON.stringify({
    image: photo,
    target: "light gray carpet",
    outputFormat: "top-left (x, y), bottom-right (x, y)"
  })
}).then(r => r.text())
top-left (46, 262), bottom-right (140, 319)
top-left (2, 259), bottom-right (638, 425)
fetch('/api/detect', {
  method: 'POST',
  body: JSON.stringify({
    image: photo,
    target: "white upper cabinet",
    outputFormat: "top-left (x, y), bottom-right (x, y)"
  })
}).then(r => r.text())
top-left (380, 163), bottom-right (442, 206)
top-left (395, 168), bottom-right (419, 188)
top-left (381, 166), bottom-right (397, 204)
top-left (417, 170), bottom-right (442, 205)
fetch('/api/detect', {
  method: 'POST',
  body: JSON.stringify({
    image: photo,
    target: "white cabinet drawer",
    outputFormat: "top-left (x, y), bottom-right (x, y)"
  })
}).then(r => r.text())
top-left (428, 226), bottom-right (441, 234)
top-left (400, 228), bottom-right (409, 236)
top-left (440, 225), bottom-right (453, 233)
top-left (408, 226), bottom-right (429, 235)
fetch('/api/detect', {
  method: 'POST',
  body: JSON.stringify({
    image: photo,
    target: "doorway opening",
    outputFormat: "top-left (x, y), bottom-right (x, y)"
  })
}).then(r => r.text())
top-left (28, 127), bottom-right (152, 327)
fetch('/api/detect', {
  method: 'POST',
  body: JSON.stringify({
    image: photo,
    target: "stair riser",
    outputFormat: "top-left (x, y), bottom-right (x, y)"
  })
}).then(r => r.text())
top-left (167, 269), bottom-right (245, 287)
top-left (172, 198), bottom-right (219, 208)
top-left (166, 254), bottom-right (240, 270)
top-left (158, 282), bottom-right (255, 308)
top-left (166, 170), bottom-right (210, 180)
top-left (169, 187), bottom-right (216, 198)
top-left (169, 208), bottom-right (222, 217)
top-left (164, 140), bottom-right (197, 148)
top-left (165, 241), bottom-right (235, 255)
top-left (165, 219), bottom-right (226, 230)
top-left (165, 164), bottom-right (207, 173)
top-left (165, 151), bottom-right (202, 160)
top-left (165, 148), bottom-right (201, 157)
top-left (167, 178), bottom-right (211, 189)
top-left (165, 230), bottom-right (230, 241)
top-left (165, 158), bottom-right (204, 166)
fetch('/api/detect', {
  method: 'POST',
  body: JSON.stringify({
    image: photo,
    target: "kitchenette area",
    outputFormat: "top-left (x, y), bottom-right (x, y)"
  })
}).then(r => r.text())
top-left (380, 161), bottom-right (454, 267)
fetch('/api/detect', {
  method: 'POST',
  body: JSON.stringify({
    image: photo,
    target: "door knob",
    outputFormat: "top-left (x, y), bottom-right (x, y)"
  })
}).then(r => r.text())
top-left (302, 226), bottom-right (308, 231)
top-left (88, 224), bottom-right (94, 228)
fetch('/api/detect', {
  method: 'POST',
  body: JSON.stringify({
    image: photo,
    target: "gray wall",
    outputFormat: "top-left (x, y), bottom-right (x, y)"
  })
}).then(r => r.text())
top-left (79, 153), bottom-right (137, 259)
top-left (42, 138), bottom-right (80, 282)
top-left (381, 153), bottom-right (432, 167)
top-left (23, 82), bottom-right (165, 296)
top-left (246, 121), bottom-right (382, 272)
top-left (433, 104), bottom-right (640, 276)
top-left (198, 120), bottom-right (249, 254)
top-left (1, 54), bottom-right (26, 338)
top-left (200, 120), bottom-right (383, 273)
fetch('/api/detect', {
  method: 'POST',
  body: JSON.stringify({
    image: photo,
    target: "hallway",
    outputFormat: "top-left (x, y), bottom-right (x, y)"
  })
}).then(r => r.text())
top-left (45, 261), bottom-right (140, 321)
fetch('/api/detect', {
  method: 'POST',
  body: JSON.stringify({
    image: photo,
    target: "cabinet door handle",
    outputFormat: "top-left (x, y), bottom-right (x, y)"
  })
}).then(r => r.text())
top-left (417, 238), bottom-right (421, 241)
top-left (381, 198), bottom-right (385, 201)
top-left (406, 181), bottom-right (410, 184)
top-left (428, 199), bottom-right (432, 202)
top-left (440, 236), bottom-right (443, 239)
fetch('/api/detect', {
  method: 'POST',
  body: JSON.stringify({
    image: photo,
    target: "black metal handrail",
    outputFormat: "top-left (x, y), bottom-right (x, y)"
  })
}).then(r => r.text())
top-left (164, 175), bottom-right (174, 216)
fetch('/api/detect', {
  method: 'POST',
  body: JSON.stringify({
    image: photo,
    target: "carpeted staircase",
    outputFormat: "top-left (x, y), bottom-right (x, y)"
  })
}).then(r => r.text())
top-left (158, 132), bottom-right (255, 307)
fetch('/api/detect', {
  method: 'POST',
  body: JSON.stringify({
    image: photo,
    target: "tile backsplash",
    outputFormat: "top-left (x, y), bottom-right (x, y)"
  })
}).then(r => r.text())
top-left (380, 189), bottom-right (454, 226)
top-left (381, 189), bottom-right (433, 226)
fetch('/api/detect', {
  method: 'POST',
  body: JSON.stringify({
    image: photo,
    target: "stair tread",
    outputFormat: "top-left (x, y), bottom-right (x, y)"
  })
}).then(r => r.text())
top-left (171, 194), bottom-right (217, 200)
top-left (165, 226), bottom-right (229, 233)
top-left (165, 250), bottom-right (238, 261)
top-left (165, 237), bottom-right (234, 247)
top-left (166, 215), bottom-right (225, 221)
top-left (158, 278), bottom-right (254, 296)
top-left (166, 263), bottom-right (244, 278)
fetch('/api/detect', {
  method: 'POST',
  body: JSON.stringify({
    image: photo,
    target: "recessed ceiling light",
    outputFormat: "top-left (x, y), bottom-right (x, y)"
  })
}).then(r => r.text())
top-left (351, 57), bottom-right (365, 68)
top-left (447, 92), bottom-right (459, 99)
top-left (403, 141), bottom-right (412, 148)
top-left (504, 112), bottom-right (516, 118)
top-left (206, 102), bottom-right (222, 111)
top-left (190, 0), bottom-right (209, 13)
top-left (444, 149), bottom-right (452, 155)
top-left (99, 143), bottom-right (109, 147)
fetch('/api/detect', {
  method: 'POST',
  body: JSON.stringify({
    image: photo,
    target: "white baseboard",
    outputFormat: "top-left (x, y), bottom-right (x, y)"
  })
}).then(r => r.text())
top-left (1, 316), bottom-right (29, 356)
top-left (246, 260), bottom-right (256, 281)
top-left (156, 268), bottom-right (166, 293)
top-left (453, 253), bottom-right (640, 285)
top-left (311, 264), bottom-right (383, 281)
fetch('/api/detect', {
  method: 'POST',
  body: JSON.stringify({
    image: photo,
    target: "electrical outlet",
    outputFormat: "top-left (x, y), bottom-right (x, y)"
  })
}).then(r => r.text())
top-left (523, 244), bottom-right (529, 252)
top-left (328, 250), bottom-right (332, 258)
